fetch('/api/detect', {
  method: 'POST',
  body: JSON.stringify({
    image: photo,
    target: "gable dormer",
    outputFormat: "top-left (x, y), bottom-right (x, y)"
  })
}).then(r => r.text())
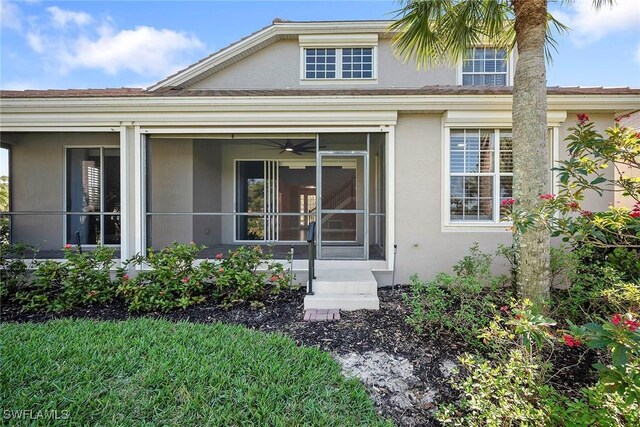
top-left (148, 20), bottom-right (514, 91)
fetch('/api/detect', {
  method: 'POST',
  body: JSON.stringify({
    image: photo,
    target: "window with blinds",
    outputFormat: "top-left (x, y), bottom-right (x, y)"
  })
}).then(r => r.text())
top-left (449, 129), bottom-right (513, 222)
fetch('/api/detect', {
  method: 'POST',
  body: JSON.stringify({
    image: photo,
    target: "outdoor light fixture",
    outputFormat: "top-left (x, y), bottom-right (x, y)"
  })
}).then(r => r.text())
top-left (284, 142), bottom-right (294, 152)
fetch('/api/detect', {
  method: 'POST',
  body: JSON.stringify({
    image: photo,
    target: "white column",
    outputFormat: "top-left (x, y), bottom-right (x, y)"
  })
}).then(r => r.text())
top-left (133, 127), bottom-right (145, 259)
top-left (119, 126), bottom-right (130, 261)
top-left (386, 126), bottom-right (395, 272)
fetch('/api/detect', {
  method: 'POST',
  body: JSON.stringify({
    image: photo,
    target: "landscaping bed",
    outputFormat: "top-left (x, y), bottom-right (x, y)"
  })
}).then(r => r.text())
top-left (1, 286), bottom-right (598, 427)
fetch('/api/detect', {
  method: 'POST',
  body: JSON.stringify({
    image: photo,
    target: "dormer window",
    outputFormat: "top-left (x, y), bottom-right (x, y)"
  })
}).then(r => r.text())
top-left (299, 34), bottom-right (378, 83)
top-left (462, 47), bottom-right (508, 86)
top-left (305, 48), bottom-right (337, 79)
top-left (303, 47), bottom-right (375, 80)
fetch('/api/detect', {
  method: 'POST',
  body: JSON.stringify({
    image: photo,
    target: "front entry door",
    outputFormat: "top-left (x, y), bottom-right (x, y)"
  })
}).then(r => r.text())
top-left (317, 152), bottom-right (368, 259)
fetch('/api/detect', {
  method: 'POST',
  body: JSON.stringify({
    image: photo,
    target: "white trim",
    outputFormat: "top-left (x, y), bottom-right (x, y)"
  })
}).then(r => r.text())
top-left (441, 127), bottom-right (512, 230)
top-left (444, 110), bottom-right (567, 127)
top-left (133, 127), bottom-right (144, 258)
top-left (300, 45), bottom-right (378, 83)
top-left (299, 33), bottom-right (378, 47)
top-left (386, 126), bottom-right (395, 271)
top-left (552, 126), bottom-right (561, 196)
top-left (141, 125), bottom-right (393, 134)
top-left (119, 126), bottom-right (129, 260)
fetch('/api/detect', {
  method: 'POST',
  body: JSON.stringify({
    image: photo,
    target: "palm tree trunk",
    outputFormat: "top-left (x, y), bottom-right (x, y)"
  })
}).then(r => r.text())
top-left (512, 0), bottom-right (550, 303)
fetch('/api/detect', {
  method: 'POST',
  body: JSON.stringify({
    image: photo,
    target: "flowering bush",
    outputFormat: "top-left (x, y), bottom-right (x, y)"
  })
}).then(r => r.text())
top-left (568, 313), bottom-right (640, 404)
top-left (16, 245), bottom-right (117, 312)
top-left (211, 245), bottom-right (292, 309)
top-left (117, 243), bottom-right (293, 312)
top-left (117, 242), bottom-right (209, 312)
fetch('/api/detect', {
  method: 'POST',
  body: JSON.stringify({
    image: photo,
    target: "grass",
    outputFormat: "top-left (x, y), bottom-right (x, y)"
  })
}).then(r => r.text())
top-left (0, 319), bottom-right (389, 426)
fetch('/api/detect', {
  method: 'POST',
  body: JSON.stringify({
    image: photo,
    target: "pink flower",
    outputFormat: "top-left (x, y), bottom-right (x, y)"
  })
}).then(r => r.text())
top-left (625, 319), bottom-right (639, 332)
top-left (215, 253), bottom-right (223, 260)
top-left (581, 210), bottom-right (594, 218)
top-left (563, 334), bottom-right (581, 348)
top-left (539, 193), bottom-right (555, 200)
top-left (270, 275), bottom-right (278, 282)
top-left (631, 211), bottom-right (640, 219)
top-left (183, 276), bottom-right (189, 283)
top-left (500, 305), bottom-right (510, 312)
top-left (122, 274), bottom-right (129, 281)
top-left (218, 267), bottom-right (224, 273)
top-left (612, 313), bottom-right (622, 325)
top-left (566, 202), bottom-right (580, 211)
top-left (515, 314), bottom-right (523, 320)
top-left (501, 198), bottom-right (516, 207)
top-left (577, 113), bottom-right (589, 125)
top-left (64, 243), bottom-right (72, 249)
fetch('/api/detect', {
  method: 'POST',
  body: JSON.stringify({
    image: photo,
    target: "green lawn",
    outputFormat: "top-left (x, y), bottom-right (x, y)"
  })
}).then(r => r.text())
top-left (1, 319), bottom-right (389, 426)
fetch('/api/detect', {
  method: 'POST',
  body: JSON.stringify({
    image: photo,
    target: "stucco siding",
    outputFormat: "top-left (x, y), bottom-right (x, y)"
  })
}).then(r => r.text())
top-left (393, 114), bottom-right (513, 283)
top-left (189, 38), bottom-right (456, 90)
top-left (148, 138), bottom-right (193, 248)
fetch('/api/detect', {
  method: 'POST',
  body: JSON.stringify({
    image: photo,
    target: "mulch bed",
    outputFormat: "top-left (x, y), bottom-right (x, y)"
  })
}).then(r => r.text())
top-left (1, 287), bottom-right (599, 426)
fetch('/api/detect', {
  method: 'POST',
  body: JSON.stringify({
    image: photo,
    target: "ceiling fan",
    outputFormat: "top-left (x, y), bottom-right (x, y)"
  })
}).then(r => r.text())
top-left (259, 139), bottom-right (325, 155)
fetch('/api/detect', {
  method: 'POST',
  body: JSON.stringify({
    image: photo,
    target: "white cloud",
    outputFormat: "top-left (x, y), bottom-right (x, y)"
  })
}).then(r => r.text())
top-left (1, 1), bottom-right (22, 31)
top-left (20, 7), bottom-right (205, 80)
top-left (553, 0), bottom-right (640, 46)
top-left (47, 6), bottom-right (93, 28)
top-left (26, 31), bottom-right (44, 53)
top-left (60, 25), bottom-right (205, 76)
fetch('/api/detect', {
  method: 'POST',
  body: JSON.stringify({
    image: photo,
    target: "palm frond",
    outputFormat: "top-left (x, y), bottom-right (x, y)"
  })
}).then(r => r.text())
top-left (545, 12), bottom-right (570, 64)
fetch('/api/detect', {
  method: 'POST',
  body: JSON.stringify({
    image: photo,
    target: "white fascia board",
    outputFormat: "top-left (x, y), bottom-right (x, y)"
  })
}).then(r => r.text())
top-left (2, 94), bottom-right (638, 112)
top-left (148, 21), bottom-right (393, 90)
top-left (1, 95), bottom-right (638, 129)
top-left (444, 110), bottom-right (568, 127)
top-left (299, 33), bottom-right (378, 47)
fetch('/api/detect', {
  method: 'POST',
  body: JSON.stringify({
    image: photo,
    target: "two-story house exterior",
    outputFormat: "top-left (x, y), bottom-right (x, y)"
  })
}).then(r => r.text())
top-left (1, 19), bottom-right (638, 309)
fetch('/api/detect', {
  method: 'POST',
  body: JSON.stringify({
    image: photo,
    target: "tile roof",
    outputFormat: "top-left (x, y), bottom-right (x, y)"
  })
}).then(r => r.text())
top-left (1, 86), bottom-right (639, 99)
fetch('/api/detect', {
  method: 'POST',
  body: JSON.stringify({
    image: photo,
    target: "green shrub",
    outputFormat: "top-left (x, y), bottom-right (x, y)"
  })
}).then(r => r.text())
top-left (0, 243), bottom-right (35, 302)
top-left (545, 382), bottom-right (640, 426)
top-left (117, 242), bottom-right (208, 312)
top-left (436, 350), bottom-right (555, 426)
top-left (212, 245), bottom-right (292, 309)
top-left (404, 244), bottom-right (509, 349)
top-left (116, 243), bottom-right (293, 312)
top-left (15, 245), bottom-right (117, 312)
top-left (551, 246), bottom-right (640, 324)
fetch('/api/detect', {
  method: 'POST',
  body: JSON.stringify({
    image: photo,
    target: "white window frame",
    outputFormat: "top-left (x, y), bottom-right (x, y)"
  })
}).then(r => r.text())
top-left (444, 128), bottom-right (512, 228)
top-left (457, 47), bottom-right (515, 86)
top-left (442, 123), bottom-right (558, 232)
top-left (298, 33), bottom-right (378, 85)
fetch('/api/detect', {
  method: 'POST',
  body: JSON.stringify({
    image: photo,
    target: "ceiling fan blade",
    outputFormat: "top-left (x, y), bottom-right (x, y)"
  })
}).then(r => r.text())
top-left (295, 140), bottom-right (316, 148)
top-left (293, 151), bottom-right (303, 155)
top-left (278, 150), bottom-right (285, 154)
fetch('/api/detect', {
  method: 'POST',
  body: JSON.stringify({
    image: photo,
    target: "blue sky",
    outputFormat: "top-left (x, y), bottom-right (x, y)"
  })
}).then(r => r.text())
top-left (1, 1), bottom-right (638, 177)
top-left (1, 0), bottom-right (639, 91)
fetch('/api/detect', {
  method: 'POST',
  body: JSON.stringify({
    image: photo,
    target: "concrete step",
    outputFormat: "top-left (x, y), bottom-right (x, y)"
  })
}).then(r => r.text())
top-left (304, 293), bottom-right (380, 311)
top-left (311, 280), bottom-right (377, 295)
